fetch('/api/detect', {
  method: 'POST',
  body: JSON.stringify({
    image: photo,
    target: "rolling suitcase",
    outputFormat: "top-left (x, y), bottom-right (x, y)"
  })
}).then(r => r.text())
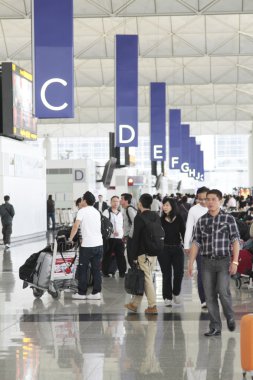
top-left (33, 251), bottom-right (53, 288)
top-left (237, 249), bottom-right (253, 275)
top-left (241, 314), bottom-right (253, 374)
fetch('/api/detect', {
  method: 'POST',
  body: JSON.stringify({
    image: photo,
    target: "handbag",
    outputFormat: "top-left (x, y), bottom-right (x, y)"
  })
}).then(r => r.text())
top-left (124, 264), bottom-right (145, 296)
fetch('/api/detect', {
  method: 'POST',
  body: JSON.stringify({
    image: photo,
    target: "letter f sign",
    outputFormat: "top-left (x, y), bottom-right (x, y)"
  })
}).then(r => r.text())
top-left (171, 157), bottom-right (179, 168)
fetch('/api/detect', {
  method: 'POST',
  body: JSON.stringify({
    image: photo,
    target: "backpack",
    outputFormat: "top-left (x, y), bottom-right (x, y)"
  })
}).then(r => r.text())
top-left (101, 213), bottom-right (113, 239)
top-left (235, 218), bottom-right (250, 241)
top-left (126, 205), bottom-right (137, 225)
top-left (19, 245), bottom-right (52, 283)
top-left (140, 213), bottom-right (165, 256)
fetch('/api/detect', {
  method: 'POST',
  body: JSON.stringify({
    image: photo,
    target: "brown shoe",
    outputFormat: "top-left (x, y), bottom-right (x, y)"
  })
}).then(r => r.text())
top-left (124, 303), bottom-right (137, 313)
top-left (145, 306), bottom-right (158, 315)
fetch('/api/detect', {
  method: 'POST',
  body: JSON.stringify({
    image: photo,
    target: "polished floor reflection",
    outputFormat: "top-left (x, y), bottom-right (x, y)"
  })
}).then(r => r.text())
top-left (0, 238), bottom-right (253, 379)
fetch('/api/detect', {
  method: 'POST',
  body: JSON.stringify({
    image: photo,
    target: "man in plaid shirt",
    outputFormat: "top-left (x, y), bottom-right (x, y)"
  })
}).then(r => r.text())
top-left (188, 189), bottom-right (240, 337)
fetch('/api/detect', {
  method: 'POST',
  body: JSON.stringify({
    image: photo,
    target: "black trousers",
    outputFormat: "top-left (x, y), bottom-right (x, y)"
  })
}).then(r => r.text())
top-left (102, 238), bottom-right (126, 276)
top-left (158, 245), bottom-right (184, 300)
top-left (2, 223), bottom-right (12, 245)
top-left (126, 237), bottom-right (134, 267)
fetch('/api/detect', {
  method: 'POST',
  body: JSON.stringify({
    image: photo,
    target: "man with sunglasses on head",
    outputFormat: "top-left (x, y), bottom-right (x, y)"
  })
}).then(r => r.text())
top-left (184, 187), bottom-right (209, 309)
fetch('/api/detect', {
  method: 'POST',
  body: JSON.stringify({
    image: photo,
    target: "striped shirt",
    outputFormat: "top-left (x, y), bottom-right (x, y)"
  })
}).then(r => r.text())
top-left (192, 210), bottom-right (240, 257)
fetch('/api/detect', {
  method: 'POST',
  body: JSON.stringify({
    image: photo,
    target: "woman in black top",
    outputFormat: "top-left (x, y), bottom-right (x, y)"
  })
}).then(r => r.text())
top-left (158, 197), bottom-right (185, 307)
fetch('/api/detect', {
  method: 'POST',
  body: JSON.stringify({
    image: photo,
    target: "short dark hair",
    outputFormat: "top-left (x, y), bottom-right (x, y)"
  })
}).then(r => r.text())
top-left (196, 186), bottom-right (209, 195)
top-left (139, 193), bottom-right (153, 209)
top-left (75, 197), bottom-right (82, 207)
top-left (121, 193), bottom-right (132, 204)
top-left (83, 191), bottom-right (95, 206)
top-left (111, 195), bottom-right (119, 201)
top-left (207, 189), bottom-right (223, 200)
top-left (4, 195), bottom-right (10, 202)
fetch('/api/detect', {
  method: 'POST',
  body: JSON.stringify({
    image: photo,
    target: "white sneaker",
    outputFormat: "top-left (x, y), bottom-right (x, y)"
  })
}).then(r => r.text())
top-left (72, 293), bottom-right (86, 300)
top-left (87, 293), bottom-right (101, 300)
top-left (173, 295), bottom-right (181, 305)
top-left (5, 244), bottom-right (10, 249)
top-left (201, 302), bottom-right (207, 309)
top-left (164, 299), bottom-right (172, 307)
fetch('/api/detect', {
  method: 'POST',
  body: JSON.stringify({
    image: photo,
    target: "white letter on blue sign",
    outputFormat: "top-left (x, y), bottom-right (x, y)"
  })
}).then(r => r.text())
top-left (181, 162), bottom-right (189, 173)
top-left (119, 125), bottom-right (135, 144)
top-left (41, 78), bottom-right (68, 111)
top-left (154, 145), bottom-right (163, 160)
top-left (171, 157), bottom-right (179, 168)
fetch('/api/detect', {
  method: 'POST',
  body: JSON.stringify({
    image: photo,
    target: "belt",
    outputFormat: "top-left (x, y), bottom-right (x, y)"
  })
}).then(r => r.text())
top-left (202, 255), bottom-right (229, 261)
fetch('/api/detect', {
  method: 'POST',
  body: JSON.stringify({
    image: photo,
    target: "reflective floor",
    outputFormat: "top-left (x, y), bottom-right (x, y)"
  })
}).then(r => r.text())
top-left (0, 237), bottom-right (253, 380)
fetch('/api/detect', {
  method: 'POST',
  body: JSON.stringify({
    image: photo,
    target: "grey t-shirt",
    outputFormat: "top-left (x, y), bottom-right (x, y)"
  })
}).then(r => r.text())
top-left (122, 206), bottom-right (137, 238)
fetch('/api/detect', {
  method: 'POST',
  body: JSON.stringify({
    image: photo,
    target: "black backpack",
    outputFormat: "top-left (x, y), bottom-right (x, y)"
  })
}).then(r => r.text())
top-left (101, 213), bottom-right (113, 239)
top-left (19, 245), bottom-right (52, 283)
top-left (126, 205), bottom-right (138, 225)
top-left (140, 213), bottom-right (165, 256)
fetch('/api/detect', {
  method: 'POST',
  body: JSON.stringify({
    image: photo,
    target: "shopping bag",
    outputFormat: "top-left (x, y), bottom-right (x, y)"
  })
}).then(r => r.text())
top-left (124, 265), bottom-right (145, 296)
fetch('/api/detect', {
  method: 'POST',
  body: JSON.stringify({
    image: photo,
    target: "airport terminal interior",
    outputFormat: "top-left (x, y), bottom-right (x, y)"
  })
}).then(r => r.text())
top-left (1, 0), bottom-right (253, 379)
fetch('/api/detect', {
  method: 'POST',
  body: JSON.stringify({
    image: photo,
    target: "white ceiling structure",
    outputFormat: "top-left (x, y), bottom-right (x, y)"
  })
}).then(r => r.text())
top-left (0, 0), bottom-right (253, 136)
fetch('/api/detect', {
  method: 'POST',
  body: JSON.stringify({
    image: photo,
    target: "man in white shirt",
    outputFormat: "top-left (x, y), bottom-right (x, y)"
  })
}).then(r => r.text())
top-left (184, 187), bottom-right (209, 308)
top-left (226, 195), bottom-right (237, 210)
top-left (102, 196), bottom-right (126, 277)
top-left (69, 191), bottom-right (103, 300)
top-left (151, 194), bottom-right (161, 214)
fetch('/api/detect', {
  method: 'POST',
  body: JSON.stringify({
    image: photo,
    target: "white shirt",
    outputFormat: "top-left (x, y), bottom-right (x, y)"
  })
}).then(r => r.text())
top-left (184, 204), bottom-right (208, 249)
top-left (98, 201), bottom-right (103, 212)
top-left (103, 208), bottom-right (123, 239)
top-left (76, 206), bottom-right (103, 247)
top-left (151, 199), bottom-right (160, 212)
top-left (227, 197), bottom-right (237, 208)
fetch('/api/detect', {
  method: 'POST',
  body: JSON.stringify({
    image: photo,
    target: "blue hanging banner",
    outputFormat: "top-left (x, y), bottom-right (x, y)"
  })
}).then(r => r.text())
top-left (188, 137), bottom-right (197, 178)
top-left (115, 35), bottom-right (138, 147)
top-left (200, 149), bottom-right (205, 181)
top-left (195, 144), bottom-right (202, 181)
top-left (150, 83), bottom-right (166, 161)
top-left (180, 124), bottom-right (190, 174)
top-left (32, 0), bottom-right (74, 118)
top-left (169, 109), bottom-right (181, 169)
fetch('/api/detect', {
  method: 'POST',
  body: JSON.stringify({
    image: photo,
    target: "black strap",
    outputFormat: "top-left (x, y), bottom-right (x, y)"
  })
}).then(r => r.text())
top-left (126, 205), bottom-right (137, 225)
top-left (4, 205), bottom-right (12, 218)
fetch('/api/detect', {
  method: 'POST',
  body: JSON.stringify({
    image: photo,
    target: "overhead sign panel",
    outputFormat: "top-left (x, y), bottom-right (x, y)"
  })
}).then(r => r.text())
top-left (180, 124), bottom-right (190, 174)
top-left (33, 0), bottom-right (74, 118)
top-left (115, 35), bottom-right (138, 147)
top-left (169, 109), bottom-right (181, 169)
top-left (150, 83), bottom-right (166, 161)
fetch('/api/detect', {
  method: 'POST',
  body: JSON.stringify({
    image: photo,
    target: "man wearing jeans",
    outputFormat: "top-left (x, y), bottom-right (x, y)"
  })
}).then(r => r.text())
top-left (124, 193), bottom-right (160, 315)
top-left (69, 191), bottom-right (103, 300)
top-left (188, 189), bottom-right (240, 337)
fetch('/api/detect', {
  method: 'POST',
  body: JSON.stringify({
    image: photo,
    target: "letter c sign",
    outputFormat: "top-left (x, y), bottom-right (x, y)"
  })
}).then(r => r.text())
top-left (40, 78), bottom-right (68, 111)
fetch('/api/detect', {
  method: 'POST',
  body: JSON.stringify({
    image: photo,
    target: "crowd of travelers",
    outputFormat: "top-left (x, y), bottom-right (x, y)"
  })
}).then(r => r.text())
top-left (68, 188), bottom-right (253, 336)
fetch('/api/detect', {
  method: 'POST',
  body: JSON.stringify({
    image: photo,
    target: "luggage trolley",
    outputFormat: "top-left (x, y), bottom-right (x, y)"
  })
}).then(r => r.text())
top-left (24, 239), bottom-right (79, 300)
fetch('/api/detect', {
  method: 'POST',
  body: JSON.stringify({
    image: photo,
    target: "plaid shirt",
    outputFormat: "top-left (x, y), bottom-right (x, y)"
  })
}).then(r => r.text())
top-left (192, 210), bottom-right (240, 257)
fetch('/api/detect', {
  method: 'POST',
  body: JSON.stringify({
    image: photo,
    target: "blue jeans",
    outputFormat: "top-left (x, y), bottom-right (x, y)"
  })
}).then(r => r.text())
top-left (47, 212), bottom-right (55, 230)
top-left (77, 246), bottom-right (103, 295)
top-left (201, 256), bottom-right (234, 330)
